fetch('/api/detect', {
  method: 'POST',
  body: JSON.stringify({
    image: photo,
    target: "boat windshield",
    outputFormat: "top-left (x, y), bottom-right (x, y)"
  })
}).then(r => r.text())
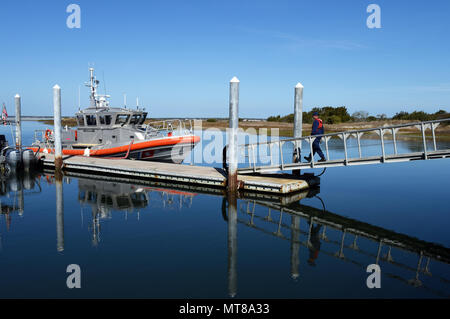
top-left (129, 114), bottom-right (141, 125)
top-left (86, 115), bottom-right (97, 126)
top-left (99, 115), bottom-right (112, 125)
top-left (115, 114), bottom-right (130, 125)
top-left (139, 113), bottom-right (147, 125)
top-left (77, 115), bottom-right (85, 126)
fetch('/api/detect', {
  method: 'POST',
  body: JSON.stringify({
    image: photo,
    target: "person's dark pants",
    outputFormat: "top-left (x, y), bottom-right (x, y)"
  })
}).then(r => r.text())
top-left (309, 137), bottom-right (325, 159)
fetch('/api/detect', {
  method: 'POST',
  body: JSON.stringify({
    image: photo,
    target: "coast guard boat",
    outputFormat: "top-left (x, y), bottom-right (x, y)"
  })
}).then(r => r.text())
top-left (31, 68), bottom-right (200, 163)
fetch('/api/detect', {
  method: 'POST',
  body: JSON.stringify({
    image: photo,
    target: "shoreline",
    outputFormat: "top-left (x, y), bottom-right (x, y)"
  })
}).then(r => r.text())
top-left (37, 118), bottom-right (450, 141)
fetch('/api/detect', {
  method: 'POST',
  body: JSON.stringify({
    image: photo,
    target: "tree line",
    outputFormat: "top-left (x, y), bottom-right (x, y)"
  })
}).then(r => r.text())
top-left (267, 106), bottom-right (449, 124)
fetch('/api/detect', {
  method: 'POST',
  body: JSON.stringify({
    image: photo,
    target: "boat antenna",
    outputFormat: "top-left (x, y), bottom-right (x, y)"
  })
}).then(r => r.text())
top-left (124, 93), bottom-right (127, 108)
top-left (136, 97), bottom-right (139, 109)
top-left (78, 85), bottom-right (81, 110)
top-left (102, 70), bottom-right (107, 96)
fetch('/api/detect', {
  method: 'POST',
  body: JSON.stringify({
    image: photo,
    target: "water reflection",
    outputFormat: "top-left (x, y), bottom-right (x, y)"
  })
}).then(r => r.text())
top-left (0, 172), bottom-right (41, 230)
top-left (0, 172), bottom-right (449, 298)
top-left (234, 197), bottom-right (450, 297)
top-left (77, 178), bottom-right (196, 246)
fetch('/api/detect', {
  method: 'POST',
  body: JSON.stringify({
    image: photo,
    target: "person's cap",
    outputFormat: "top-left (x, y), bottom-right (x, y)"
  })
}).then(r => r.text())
top-left (313, 112), bottom-right (319, 116)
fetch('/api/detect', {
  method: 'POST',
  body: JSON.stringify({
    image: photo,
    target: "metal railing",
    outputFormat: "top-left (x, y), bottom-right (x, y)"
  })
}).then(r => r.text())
top-left (143, 119), bottom-right (193, 138)
top-left (238, 118), bottom-right (450, 173)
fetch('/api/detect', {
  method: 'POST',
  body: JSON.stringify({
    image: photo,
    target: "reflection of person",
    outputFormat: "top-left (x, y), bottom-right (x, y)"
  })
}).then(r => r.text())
top-left (307, 223), bottom-right (322, 266)
top-left (304, 112), bottom-right (326, 162)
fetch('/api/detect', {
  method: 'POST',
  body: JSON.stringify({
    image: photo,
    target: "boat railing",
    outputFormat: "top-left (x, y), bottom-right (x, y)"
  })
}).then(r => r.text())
top-left (33, 130), bottom-right (54, 149)
top-left (144, 119), bottom-right (193, 138)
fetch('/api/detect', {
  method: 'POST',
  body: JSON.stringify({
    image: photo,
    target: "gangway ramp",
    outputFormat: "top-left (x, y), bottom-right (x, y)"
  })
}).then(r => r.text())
top-left (238, 118), bottom-right (450, 174)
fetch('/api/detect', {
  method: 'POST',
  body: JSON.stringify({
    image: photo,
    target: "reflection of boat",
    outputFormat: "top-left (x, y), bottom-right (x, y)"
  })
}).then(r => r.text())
top-left (0, 135), bottom-right (38, 173)
top-left (78, 179), bottom-right (150, 218)
top-left (31, 68), bottom-right (200, 163)
top-left (0, 172), bottom-right (41, 232)
top-left (76, 177), bottom-right (197, 246)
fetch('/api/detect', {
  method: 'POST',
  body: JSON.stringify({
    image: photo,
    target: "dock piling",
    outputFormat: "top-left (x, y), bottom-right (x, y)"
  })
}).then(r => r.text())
top-left (14, 94), bottom-right (22, 149)
top-left (293, 83), bottom-right (303, 176)
top-left (227, 194), bottom-right (238, 297)
top-left (228, 77), bottom-right (240, 192)
top-left (53, 85), bottom-right (63, 173)
top-left (56, 178), bottom-right (64, 252)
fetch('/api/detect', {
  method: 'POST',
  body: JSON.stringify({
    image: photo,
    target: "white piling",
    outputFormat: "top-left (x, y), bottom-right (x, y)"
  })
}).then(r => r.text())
top-left (293, 83), bottom-right (303, 175)
top-left (14, 94), bottom-right (22, 149)
top-left (228, 77), bottom-right (240, 192)
top-left (56, 179), bottom-right (64, 252)
top-left (293, 83), bottom-right (303, 139)
top-left (53, 85), bottom-right (63, 171)
top-left (290, 215), bottom-right (301, 279)
top-left (227, 195), bottom-right (238, 297)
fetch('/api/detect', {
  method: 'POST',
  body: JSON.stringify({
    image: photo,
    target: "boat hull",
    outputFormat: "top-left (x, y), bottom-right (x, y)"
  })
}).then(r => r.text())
top-left (31, 135), bottom-right (200, 164)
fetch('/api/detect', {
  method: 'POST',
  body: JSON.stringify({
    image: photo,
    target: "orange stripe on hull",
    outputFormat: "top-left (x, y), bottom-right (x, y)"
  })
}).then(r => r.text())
top-left (30, 135), bottom-right (200, 156)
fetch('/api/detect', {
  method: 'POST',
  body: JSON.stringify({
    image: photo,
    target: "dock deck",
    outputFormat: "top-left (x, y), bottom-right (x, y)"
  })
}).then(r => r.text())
top-left (41, 154), bottom-right (316, 194)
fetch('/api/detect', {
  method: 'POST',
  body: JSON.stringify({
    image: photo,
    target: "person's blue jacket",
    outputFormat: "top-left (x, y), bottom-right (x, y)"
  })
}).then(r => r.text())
top-left (311, 118), bottom-right (324, 136)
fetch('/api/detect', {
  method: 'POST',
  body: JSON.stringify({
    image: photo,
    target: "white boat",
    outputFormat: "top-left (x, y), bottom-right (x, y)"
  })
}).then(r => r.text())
top-left (32, 68), bottom-right (200, 163)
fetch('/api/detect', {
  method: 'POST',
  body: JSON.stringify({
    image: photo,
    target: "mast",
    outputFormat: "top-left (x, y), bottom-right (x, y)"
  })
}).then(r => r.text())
top-left (85, 68), bottom-right (99, 108)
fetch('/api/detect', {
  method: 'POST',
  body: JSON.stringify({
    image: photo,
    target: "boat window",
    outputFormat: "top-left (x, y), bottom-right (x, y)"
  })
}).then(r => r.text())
top-left (77, 115), bottom-right (85, 126)
top-left (117, 196), bottom-right (131, 209)
top-left (129, 114), bottom-right (141, 125)
top-left (115, 114), bottom-right (130, 125)
top-left (100, 195), bottom-right (113, 206)
top-left (99, 115), bottom-right (112, 125)
top-left (86, 115), bottom-right (97, 126)
top-left (139, 113), bottom-right (147, 125)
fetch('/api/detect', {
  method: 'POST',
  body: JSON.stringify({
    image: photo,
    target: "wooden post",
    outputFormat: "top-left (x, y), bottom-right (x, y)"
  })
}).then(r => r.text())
top-left (228, 77), bottom-right (239, 192)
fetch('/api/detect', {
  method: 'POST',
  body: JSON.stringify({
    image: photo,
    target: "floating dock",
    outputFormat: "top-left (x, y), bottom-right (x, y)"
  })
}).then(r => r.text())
top-left (41, 154), bottom-right (318, 194)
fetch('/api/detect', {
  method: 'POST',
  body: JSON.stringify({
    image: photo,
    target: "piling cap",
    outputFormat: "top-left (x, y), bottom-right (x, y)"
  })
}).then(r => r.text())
top-left (53, 84), bottom-right (61, 90)
top-left (230, 76), bottom-right (240, 83)
top-left (295, 82), bottom-right (304, 88)
top-left (15, 94), bottom-right (20, 98)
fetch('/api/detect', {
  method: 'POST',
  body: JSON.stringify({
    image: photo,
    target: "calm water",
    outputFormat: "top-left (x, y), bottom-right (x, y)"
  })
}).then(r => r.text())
top-left (0, 122), bottom-right (449, 298)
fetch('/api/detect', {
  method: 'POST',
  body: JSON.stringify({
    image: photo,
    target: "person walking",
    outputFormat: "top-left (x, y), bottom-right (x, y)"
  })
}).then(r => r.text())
top-left (304, 112), bottom-right (326, 162)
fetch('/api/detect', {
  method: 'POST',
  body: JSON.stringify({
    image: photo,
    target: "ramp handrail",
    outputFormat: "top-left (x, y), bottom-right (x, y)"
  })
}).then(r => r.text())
top-left (238, 118), bottom-right (450, 173)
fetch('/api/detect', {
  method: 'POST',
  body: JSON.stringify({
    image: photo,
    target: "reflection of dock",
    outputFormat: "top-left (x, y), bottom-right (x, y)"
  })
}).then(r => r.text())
top-left (231, 198), bottom-right (450, 297)
top-left (42, 154), bottom-right (317, 194)
top-left (53, 169), bottom-right (314, 206)
top-left (8, 171), bottom-right (448, 297)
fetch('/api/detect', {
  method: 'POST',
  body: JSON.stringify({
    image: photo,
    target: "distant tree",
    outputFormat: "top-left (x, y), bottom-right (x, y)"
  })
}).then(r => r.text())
top-left (352, 111), bottom-right (369, 122)
top-left (392, 111), bottom-right (409, 120)
top-left (327, 115), bottom-right (342, 124)
top-left (409, 111), bottom-right (430, 121)
top-left (267, 115), bottom-right (281, 122)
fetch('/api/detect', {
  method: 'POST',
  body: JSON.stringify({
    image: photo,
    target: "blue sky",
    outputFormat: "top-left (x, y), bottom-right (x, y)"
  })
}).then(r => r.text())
top-left (0, 0), bottom-right (449, 117)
